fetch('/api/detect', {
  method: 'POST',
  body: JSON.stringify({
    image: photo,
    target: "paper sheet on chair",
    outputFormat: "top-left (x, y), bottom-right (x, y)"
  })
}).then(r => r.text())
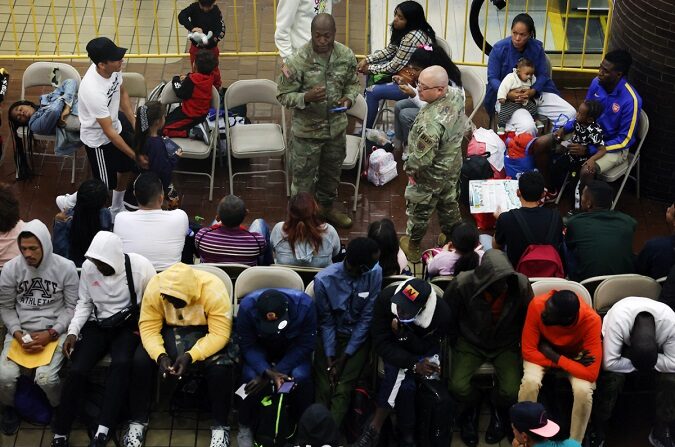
top-left (469, 180), bottom-right (520, 214)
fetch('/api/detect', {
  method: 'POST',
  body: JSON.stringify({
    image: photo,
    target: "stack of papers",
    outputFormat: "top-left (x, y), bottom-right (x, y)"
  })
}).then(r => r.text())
top-left (469, 179), bottom-right (520, 214)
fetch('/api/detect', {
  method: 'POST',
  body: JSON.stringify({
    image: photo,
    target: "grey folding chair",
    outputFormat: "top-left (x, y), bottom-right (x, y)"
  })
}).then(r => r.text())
top-left (341, 94), bottom-right (367, 212)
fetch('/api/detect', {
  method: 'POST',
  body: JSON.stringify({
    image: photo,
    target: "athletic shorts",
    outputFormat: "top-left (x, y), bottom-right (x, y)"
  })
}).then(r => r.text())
top-left (85, 142), bottom-right (136, 190)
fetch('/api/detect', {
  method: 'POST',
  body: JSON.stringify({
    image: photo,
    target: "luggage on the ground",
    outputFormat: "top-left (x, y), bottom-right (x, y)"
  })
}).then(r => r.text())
top-left (253, 393), bottom-right (296, 447)
top-left (415, 378), bottom-right (452, 447)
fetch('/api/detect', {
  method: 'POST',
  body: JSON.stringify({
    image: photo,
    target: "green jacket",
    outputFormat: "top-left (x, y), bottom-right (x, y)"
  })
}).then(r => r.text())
top-left (404, 88), bottom-right (466, 188)
top-left (276, 41), bottom-right (361, 139)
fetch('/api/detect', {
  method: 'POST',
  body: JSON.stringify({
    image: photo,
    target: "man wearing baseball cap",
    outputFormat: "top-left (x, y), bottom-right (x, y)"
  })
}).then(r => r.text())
top-left (354, 278), bottom-right (452, 447)
top-left (510, 401), bottom-right (580, 446)
top-left (78, 37), bottom-right (143, 222)
top-left (235, 288), bottom-right (316, 447)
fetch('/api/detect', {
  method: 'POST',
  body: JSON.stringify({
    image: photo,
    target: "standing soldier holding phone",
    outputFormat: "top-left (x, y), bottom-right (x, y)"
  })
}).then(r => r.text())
top-left (277, 13), bottom-right (361, 229)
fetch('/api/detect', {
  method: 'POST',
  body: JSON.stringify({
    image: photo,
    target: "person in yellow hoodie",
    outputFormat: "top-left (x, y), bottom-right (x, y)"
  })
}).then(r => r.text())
top-left (123, 263), bottom-right (234, 447)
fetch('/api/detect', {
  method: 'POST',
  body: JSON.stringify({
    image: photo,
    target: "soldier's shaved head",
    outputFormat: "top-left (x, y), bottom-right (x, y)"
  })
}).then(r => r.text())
top-left (311, 13), bottom-right (336, 32)
top-left (419, 65), bottom-right (449, 87)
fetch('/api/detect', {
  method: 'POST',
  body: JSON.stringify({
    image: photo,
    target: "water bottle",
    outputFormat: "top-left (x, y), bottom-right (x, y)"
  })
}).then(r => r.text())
top-left (426, 354), bottom-right (441, 380)
top-left (385, 129), bottom-right (396, 141)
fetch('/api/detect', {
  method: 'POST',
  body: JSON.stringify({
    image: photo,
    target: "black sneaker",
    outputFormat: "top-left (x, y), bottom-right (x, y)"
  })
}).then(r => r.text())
top-left (51, 437), bottom-right (70, 447)
top-left (89, 433), bottom-right (108, 447)
top-left (352, 425), bottom-right (379, 447)
top-left (0, 406), bottom-right (20, 435)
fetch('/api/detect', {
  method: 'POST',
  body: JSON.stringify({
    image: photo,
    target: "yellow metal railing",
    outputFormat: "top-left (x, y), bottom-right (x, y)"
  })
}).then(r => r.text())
top-left (0, 0), bottom-right (612, 73)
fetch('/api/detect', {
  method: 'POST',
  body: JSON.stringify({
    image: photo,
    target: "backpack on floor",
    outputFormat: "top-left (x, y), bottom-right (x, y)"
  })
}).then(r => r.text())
top-left (253, 393), bottom-right (296, 447)
top-left (459, 152), bottom-right (494, 205)
top-left (14, 375), bottom-right (52, 425)
top-left (513, 209), bottom-right (565, 278)
top-left (344, 386), bottom-right (376, 443)
top-left (415, 379), bottom-right (452, 447)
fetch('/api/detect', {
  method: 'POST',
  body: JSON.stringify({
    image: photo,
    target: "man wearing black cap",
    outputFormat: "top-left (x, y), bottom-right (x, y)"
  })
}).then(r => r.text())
top-left (443, 249), bottom-right (533, 446)
top-left (235, 288), bottom-right (317, 447)
top-left (519, 290), bottom-right (602, 443)
top-left (313, 237), bottom-right (382, 427)
top-left (78, 37), bottom-right (142, 221)
top-left (354, 278), bottom-right (452, 447)
top-left (589, 297), bottom-right (675, 447)
top-left (510, 401), bottom-right (579, 446)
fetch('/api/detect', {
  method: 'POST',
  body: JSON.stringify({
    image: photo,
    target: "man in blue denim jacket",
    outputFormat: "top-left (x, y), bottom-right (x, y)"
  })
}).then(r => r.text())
top-left (313, 237), bottom-right (382, 426)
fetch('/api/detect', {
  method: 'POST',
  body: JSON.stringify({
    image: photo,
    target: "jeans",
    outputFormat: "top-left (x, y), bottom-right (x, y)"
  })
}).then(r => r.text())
top-left (29, 79), bottom-right (78, 135)
top-left (0, 333), bottom-right (67, 407)
top-left (394, 98), bottom-right (420, 144)
top-left (249, 218), bottom-right (273, 266)
top-left (365, 82), bottom-right (408, 129)
top-left (518, 360), bottom-right (595, 442)
top-left (53, 321), bottom-right (139, 435)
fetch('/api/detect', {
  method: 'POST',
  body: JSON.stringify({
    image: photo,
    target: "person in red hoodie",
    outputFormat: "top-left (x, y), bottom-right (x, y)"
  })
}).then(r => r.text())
top-left (518, 290), bottom-right (602, 443)
top-left (162, 49), bottom-right (217, 138)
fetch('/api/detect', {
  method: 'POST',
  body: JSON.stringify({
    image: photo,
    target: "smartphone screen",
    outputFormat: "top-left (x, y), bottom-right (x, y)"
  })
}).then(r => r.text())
top-left (277, 381), bottom-right (295, 394)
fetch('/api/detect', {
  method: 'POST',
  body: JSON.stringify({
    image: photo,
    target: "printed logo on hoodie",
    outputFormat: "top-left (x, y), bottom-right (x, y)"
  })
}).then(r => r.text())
top-left (16, 278), bottom-right (59, 306)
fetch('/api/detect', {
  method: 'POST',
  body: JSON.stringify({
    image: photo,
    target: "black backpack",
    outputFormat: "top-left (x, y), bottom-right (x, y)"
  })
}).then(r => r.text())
top-left (415, 379), bottom-right (452, 447)
top-left (459, 152), bottom-right (494, 205)
top-left (344, 386), bottom-right (376, 443)
top-left (253, 393), bottom-right (296, 447)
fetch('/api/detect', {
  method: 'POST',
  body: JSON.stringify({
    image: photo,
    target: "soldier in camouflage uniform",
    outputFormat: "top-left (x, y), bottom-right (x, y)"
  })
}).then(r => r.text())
top-left (400, 65), bottom-right (467, 261)
top-left (277, 13), bottom-right (361, 229)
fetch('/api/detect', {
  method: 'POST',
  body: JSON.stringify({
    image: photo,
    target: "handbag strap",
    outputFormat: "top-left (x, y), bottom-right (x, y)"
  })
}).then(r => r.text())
top-left (124, 254), bottom-right (137, 310)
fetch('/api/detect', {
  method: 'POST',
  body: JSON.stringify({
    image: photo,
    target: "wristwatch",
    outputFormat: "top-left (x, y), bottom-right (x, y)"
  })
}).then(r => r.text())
top-left (48, 328), bottom-right (59, 340)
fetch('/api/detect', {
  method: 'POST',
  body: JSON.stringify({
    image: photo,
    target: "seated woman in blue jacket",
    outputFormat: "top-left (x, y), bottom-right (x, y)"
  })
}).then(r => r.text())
top-left (235, 288), bottom-right (317, 447)
top-left (486, 14), bottom-right (575, 138)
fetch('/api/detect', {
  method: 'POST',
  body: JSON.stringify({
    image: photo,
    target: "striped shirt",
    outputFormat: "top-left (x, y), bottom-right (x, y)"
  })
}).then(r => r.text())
top-left (195, 225), bottom-right (266, 266)
top-left (366, 29), bottom-right (432, 75)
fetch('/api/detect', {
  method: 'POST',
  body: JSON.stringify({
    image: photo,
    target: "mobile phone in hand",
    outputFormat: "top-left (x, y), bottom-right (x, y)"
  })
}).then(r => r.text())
top-left (330, 106), bottom-right (348, 113)
top-left (277, 381), bottom-right (295, 394)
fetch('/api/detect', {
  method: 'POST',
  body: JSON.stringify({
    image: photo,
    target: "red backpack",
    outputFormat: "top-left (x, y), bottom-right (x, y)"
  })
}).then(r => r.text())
top-left (512, 210), bottom-right (565, 278)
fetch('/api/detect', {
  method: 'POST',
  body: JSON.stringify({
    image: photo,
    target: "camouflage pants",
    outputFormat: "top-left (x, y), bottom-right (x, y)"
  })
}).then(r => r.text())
top-left (290, 134), bottom-right (346, 206)
top-left (405, 179), bottom-right (461, 241)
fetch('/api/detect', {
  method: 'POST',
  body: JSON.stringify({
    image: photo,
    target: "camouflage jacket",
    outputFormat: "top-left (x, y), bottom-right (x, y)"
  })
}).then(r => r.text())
top-left (276, 41), bottom-right (361, 139)
top-left (404, 88), bottom-right (467, 188)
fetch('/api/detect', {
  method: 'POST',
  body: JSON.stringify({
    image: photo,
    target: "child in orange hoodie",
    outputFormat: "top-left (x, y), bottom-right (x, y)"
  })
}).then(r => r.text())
top-left (518, 290), bottom-right (602, 442)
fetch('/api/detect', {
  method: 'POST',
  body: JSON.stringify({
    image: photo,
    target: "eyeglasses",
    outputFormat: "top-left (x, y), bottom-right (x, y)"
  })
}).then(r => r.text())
top-left (417, 82), bottom-right (446, 92)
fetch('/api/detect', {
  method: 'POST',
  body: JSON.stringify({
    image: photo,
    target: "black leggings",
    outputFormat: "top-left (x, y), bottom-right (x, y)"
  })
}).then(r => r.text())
top-left (128, 326), bottom-right (234, 426)
top-left (53, 321), bottom-right (139, 435)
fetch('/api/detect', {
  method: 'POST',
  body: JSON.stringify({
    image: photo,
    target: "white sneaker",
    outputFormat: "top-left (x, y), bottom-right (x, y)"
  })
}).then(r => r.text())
top-left (401, 147), bottom-right (409, 161)
top-left (210, 426), bottom-right (231, 447)
top-left (236, 426), bottom-right (253, 447)
top-left (122, 422), bottom-right (147, 447)
top-left (56, 192), bottom-right (77, 212)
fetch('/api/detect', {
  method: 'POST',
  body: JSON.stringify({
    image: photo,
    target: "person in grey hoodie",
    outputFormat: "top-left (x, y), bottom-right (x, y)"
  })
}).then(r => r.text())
top-left (0, 219), bottom-right (79, 435)
top-left (50, 231), bottom-right (155, 447)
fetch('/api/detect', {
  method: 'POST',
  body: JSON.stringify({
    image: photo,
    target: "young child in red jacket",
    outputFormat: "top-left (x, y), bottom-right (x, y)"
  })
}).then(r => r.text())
top-left (162, 49), bottom-right (217, 138)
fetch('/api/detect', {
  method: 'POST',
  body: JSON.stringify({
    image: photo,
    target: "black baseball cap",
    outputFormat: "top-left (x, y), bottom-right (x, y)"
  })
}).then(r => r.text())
top-left (256, 290), bottom-right (290, 336)
top-left (391, 278), bottom-right (432, 321)
top-left (86, 37), bottom-right (127, 64)
top-left (510, 402), bottom-right (560, 438)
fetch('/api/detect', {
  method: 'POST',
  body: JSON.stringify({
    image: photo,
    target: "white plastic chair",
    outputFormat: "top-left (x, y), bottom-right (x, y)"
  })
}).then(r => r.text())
top-left (531, 278), bottom-right (592, 307)
top-left (459, 67), bottom-right (485, 123)
top-left (224, 79), bottom-right (289, 196)
top-left (593, 274), bottom-right (661, 314)
top-left (600, 110), bottom-right (649, 210)
top-left (233, 266), bottom-right (304, 305)
top-left (121, 72), bottom-right (147, 108)
top-left (341, 94), bottom-right (367, 212)
top-left (19, 62), bottom-right (82, 183)
top-left (160, 85), bottom-right (220, 201)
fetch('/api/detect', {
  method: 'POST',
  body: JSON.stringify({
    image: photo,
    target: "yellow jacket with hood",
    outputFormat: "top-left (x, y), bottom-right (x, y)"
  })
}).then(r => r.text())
top-left (139, 263), bottom-right (232, 362)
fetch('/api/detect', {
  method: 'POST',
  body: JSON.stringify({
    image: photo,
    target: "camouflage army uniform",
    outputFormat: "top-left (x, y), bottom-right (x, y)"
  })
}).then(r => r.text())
top-left (277, 41), bottom-right (361, 207)
top-left (403, 87), bottom-right (466, 242)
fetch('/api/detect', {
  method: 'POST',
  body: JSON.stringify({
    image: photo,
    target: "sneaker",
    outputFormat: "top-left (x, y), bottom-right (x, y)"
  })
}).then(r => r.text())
top-left (122, 422), bottom-right (147, 447)
top-left (497, 126), bottom-right (506, 135)
top-left (210, 426), bottom-right (230, 447)
top-left (56, 192), bottom-right (78, 212)
top-left (352, 425), bottom-right (379, 447)
top-left (399, 236), bottom-right (421, 262)
top-left (236, 426), bottom-right (253, 447)
top-left (189, 123), bottom-right (210, 145)
top-left (401, 147), bottom-right (409, 161)
top-left (649, 427), bottom-right (674, 447)
top-left (0, 406), bottom-right (20, 436)
top-left (51, 437), bottom-right (70, 447)
top-left (89, 433), bottom-right (108, 447)
top-left (318, 206), bottom-right (353, 229)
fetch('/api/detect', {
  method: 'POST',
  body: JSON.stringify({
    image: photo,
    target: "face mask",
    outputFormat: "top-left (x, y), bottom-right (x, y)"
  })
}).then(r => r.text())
top-left (359, 261), bottom-right (380, 275)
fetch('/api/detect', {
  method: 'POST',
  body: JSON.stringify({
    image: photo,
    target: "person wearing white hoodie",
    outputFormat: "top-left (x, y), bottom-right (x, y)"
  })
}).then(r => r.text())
top-left (0, 219), bottom-right (79, 436)
top-left (50, 232), bottom-right (155, 447)
top-left (274, 0), bottom-right (332, 62)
